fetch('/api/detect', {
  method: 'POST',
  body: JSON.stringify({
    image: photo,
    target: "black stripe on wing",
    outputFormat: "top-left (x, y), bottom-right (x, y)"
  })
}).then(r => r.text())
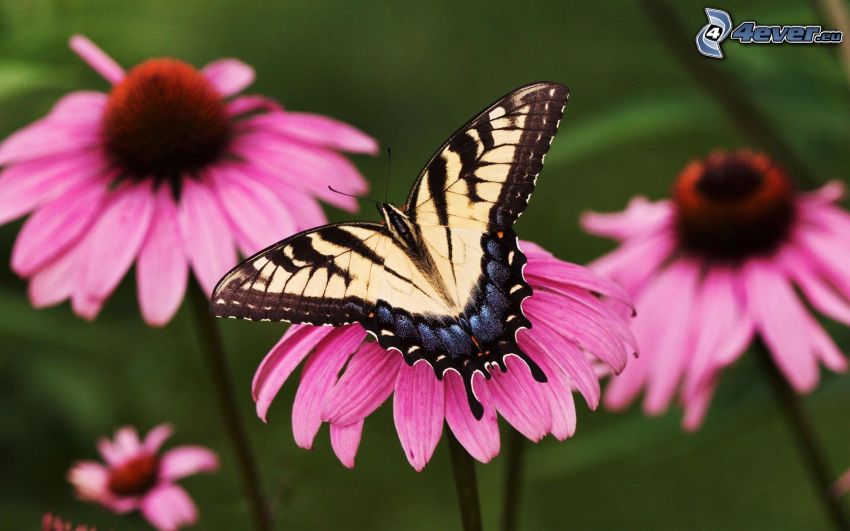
top-left (210, 222), bottom-right (386, 326)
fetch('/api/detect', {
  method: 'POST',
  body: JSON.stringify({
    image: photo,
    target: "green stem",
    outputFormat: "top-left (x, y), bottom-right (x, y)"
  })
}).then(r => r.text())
top-left (189, 282), bottom-right (274, 531)
top-left (811, 0), bottom-right (850, 88)
top-left (447, 431), bottom-right (483, 531)
top-left (637, 0), bottom-right (819, 189)
top-left (755, 342), bottom-right (850, 530)
top-left (500, 428), bottom-right (526, 531)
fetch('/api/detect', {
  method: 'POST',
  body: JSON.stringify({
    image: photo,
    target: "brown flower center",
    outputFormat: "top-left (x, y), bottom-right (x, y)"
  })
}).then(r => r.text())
top-left (107, 453), bottom-right (159, 497)
top-left (673, 150), bottom-right (795, 261)
top-left (103, 58), bottom-right (231, 180)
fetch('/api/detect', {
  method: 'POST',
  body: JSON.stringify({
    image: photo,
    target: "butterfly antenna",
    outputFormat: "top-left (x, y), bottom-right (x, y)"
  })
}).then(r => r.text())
top-left (327, 186), bottom-right (381, 205)
top-left (384, 146), bottom-right (393, 203)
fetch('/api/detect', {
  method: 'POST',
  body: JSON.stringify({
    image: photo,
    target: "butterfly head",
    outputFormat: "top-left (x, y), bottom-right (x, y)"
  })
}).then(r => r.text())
top-left (378, 203), bottom-right (419, 249)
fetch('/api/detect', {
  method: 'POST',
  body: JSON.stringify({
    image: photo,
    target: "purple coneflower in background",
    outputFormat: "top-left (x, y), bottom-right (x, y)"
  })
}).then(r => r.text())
top-left (583, 150), bottom-right (849, 429)
top-left (0, 35), bottom-right (377, 325)
top-left (252, 241), bottom-right (636, 470)
top-left (68, 424), bottom-right (218, 531)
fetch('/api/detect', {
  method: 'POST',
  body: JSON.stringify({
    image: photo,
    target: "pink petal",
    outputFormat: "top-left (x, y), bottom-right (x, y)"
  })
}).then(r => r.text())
top-left (202, 59), bottom-right (255, 97)
top-left (137, 186), bottom-right (189, 326)
top-left (643, 261), bottom-right (700, 415)
top-left (112, 426), bottom-right (143, 460)
top-left (68, 461), bottom-right (110, 502)
top-left (745, 260), bottom-right (819, 392)
top-left (489, 356), bottom-right (551, 441)
top-left (232, 132), bottom-right (368, 213)
top-left (586, 228), bottom-right (676, 295)
top-left (177, 177), bottom-right (237, 296)
top-left (11, 179), bottom-right (107, 276)
top-left (253, 324), bottom-right (336, 420)
top-left (291, 326), bottom-right (366, 449)
top-left (140, 485), bottom-right (198, 531)
top-left (580, 197), bottom-right (673, 240)
top-left (782, 247), bottom-right (850, 326)
top-left (226, 95), bottom-right (282, 117)
top-left (0, 118), bottom-right (99, 165)
top-left (330, 421), bottom-right (364, 469)
top-left (0, 154), bottom-right (105, 224)
top-left (238, 162), bottom-right (328, 231)
top-left (682, 378), bottom-right (717, 431)
top-left (805, 313), bottom-right (848, 372)
top-left (72, 182), bottom-right (155, 320)
top-left (393, 361), bottom-right (444, 471)
top-left (523, 248), bottom-right (633, 310)
top-left (246, 112), bottom-right (379, 154)
top-left (46, 91), bottom-right (108, 124)
top-left (519, 333), bottom-right (577, 440)
top-left (144, 424), bottom-right (174, 453)
top-left (795, 228), bottom-right (850, 299)
top-left (323, 342), bottom-right (402, 425)
top-left (27, 243), bottom-right (84, 308)
top-left (69, 35), bottom-right (125, 85)
top-left (210, 166), bottom-right (296, 255)
top-left (444, 371), bottom-right (500, 463)
top-left (160, 446), bottom-right (219, 480)
top-left (521, 311), bottom-right (600, 408)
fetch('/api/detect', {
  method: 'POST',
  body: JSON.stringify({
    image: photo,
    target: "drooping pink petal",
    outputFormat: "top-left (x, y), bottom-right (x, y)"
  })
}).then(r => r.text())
top-left (69, 35), bottom-right (125, 85)
top-left (443, 371), bottom-right (500, 463)
top-left (245, 112), bottom-right (379, 154)
top-left (805, 313), bottom-right (848, 372)
top-left (201, 59), bottom-right (255, 97)
top-left (210, 165), bottom-right (296, 255)
top-left (643, 261), bottom-right (700, 415)
top-left (11, 178), bottom-right (107, 276)
top-left (137, 186), bottom-right (189, 326)
top-left (72, 182), bottom-right (155, 320)
top-left (794, 227), bottom-right (850, 299)
top-left (140, 485), bottom-right (198, 531)
top-left (682, 378), bottom-right (717, 432)
top-left (239, 162), bottom-right (328, 230)
top-left (519, 332), bottom-right (577, 440)
top-left (0, 119), bottom-right (100, 165)
top-left (330, 421), bottom-right (364, 469)
top-left (745, 260), bottom-right (819, 392)
top-left (489, 356), bottom-right (552, 441)
top-left (0, 153), bottom-right (105, 223)
top-left (393, 361), bottom-right (444, 471)
top-left (253, 324), bottom-right (336, 420)
top-left (177, 177), bottom-right (237, 296)
top-left (521, 308), bottom-right (600, 408)
top-left (580, 197), bottom-right (673, 240)
top-left (291, 326), bottom-right (366, 449)
top-left (27, 242), bottom-right (84, 308)
top-left (781, 246), bottom-right (850, 327)
top-left (323, 342), bottom-right (402, 425)
top-left (160, 446), bottom-right (219, 481)
top-left (143, 424), bottom-right (174, 454)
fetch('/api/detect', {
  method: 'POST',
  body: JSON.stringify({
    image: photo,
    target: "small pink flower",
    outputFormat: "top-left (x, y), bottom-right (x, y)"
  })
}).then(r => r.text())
top-left (252, 241), bottom-right (636, 470)
top-left (582, 150), bottom-right (850, 429)
top-left (0, 35), bottom-right (377, 325)
top-left (68, 424), bottom-right (218, 531)
top-left (41, 513), bottom-right (96, 531)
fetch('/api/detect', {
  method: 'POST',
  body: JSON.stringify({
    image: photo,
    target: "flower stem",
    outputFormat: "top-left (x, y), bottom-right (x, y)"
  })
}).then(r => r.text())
top-left (189, 281), bottom-right (273, 531)
top-left (447, 431), bottom-right (483, 531)
top-left (755, 342), bottom-right (850, 530)
top-left (811, 0), bottom-right (850, 88)
top-left (500, 428), bottom-right (526, 531)
top-left (636, 0), bottom-right (820, 189)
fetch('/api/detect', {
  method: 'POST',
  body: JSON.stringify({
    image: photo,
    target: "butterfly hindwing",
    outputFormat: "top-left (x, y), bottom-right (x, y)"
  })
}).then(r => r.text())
top-left (408, 82), bottom-right (569, 232)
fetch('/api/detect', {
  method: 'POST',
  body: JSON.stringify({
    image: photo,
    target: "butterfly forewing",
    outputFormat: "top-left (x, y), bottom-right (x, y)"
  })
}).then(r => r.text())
top-left (407, 82), bottom-right (569, 232)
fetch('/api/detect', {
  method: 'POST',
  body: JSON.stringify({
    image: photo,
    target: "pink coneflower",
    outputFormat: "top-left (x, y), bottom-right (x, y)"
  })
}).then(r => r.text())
top-left (252, 241), bottom-right (636, 470)
top-left (0, 35), bottom-right (377, 325)
top-left (41, 513), bottom-right (95, 531)
top-left (68, 424), bottom-right (218, 531)
top-left (583, 150), bottom-right (850, 429)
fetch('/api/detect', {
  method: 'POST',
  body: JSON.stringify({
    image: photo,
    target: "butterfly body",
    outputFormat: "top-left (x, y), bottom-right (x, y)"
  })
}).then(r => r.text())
top-left (212, 82), bottom-right (569, 418)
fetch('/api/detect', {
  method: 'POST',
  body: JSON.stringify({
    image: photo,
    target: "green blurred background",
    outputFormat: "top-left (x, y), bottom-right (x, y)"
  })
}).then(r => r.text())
top-left (1, 0), bottom-right (849, 529)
